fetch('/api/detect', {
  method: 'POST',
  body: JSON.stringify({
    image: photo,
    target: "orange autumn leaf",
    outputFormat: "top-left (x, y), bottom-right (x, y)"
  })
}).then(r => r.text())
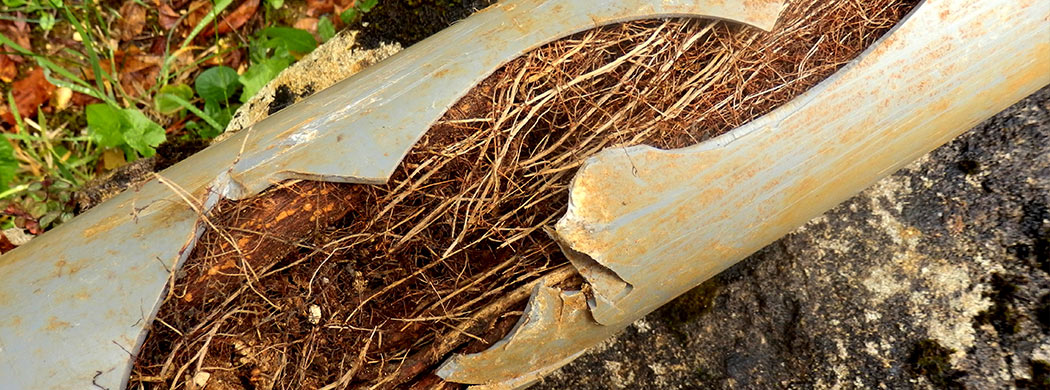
top-left (1, 68), bottom-right (56, 126)
top-left (0, 55), bottom-right (15, 83)
top-left (203, 0), bottom-right (260, 36)
top-left (306, 0), bottom-right (334, 17)
top-left (294, 17), bottom-right (319, 37)
top-left (156, 1), bottom-right (180, 30)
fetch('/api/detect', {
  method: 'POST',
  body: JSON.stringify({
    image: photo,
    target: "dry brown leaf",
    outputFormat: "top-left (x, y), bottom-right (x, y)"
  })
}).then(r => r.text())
top-left (156, 1), bottom-right (181, 30)
top-left (115, 0), bottom-right (148, 41)
top-left (306, 0), bottom-right (334, 17)
top-left (203, 0), bottom-right (260, 36)
top-left (0, 55), bottom-right (15, 83)
top-left (293, 17), bottom-right (319, 36)
top-left (1, 19), bottom-right (30, 50)
top-left (1, 68), bottom-right (56, 125)
top-left (108, 47), bottom-right (162, 98)
top-left (183, 0), bottom-right (212, 33)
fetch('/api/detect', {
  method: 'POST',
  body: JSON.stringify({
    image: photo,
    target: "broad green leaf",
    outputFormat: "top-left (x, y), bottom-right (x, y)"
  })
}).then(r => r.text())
top-left (318, 15), bottom-right (336, 43)
top-left (2, 0), bottom-right (27, 7)
top-left (239, 57), bottom-right (291, 103)
top-left (358, 0), bottom-right (378, 12)
top-left (86, 103), bottom-right (125, 148)
top-left (265, 0), bottom-right (283, 9)
top-left (120, 109), bottom-right (166, 157)
top-left (154, 84), bottom-right (194, 114)
top-left (195, 66), bottom-right (241, 104)
top-left (0, 138), bottom-right (18, 192)
top-left (203, 100), bottom-right (233, 130)
top-left (262, 27), bottom-right (316, 54)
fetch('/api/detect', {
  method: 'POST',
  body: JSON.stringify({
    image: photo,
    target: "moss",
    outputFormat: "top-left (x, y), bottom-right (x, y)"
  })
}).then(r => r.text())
top-left (657, 279), bottom-right (721, 326)
top-left (907, 339), bottom-right (965, 389)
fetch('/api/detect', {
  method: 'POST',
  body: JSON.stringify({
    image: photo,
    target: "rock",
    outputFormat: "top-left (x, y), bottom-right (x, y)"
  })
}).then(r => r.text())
top-left (532, 87), bottom-right (1050, 389)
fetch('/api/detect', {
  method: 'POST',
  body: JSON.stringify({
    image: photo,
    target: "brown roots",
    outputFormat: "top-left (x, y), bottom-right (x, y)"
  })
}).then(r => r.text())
top-left (131, 1), bottom-right (919, 389)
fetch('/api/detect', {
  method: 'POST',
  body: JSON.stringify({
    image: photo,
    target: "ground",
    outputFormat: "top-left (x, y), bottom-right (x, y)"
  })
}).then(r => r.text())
top-left (533, 87), bottom-right (1050, 389)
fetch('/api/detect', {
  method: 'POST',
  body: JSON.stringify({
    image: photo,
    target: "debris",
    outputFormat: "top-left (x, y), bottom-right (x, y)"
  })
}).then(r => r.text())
top-left (0, 68), bottom-right (56, 125)
top-left (115, 0), bottom-right (148, 41)
top-left (2, 228), bottom-right (32, 246)
top-left (308, 304), bottom-right (322, 324)
top-left (191, 371), bottom-right (211, 389)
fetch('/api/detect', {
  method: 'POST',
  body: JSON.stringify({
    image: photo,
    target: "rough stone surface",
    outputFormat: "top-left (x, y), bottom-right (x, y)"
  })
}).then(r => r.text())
top-left (532, 87), bottom-right (1050, 389)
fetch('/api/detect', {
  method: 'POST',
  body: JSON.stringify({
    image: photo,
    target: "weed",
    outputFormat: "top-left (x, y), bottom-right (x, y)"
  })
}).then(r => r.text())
top-left (0, 0), bottom-right (331, 237)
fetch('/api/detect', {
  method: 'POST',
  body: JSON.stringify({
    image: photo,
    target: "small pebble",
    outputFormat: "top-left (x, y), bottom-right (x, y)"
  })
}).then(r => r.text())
top-left (308, 304), bottom-right (322, 324)
top-left (191, 372), bottom-right (210, 388)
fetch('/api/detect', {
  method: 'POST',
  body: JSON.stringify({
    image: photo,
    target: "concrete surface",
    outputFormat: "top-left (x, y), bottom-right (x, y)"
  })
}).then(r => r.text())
top-left (533, 87), bottom-right (1050, 389)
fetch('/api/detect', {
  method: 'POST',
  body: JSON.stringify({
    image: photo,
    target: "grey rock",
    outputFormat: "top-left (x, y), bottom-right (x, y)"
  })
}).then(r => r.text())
top-left (533, 87), bottom-right (1050, 389)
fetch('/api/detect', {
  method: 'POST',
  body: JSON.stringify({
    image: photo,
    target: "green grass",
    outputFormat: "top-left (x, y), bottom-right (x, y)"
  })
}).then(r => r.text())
top-left (0, 0), bottom-right (338, 234)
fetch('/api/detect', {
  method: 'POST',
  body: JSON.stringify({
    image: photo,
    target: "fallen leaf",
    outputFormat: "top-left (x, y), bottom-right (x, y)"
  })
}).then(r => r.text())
top-left (183, 0), bottom-right (213, 32)
top-left (0, 55), bottom-right (15, 83)
top-left (156, 1), bottom-right (181, 30)
top-left (3, 205), bottom-right (41, 235)
top-left (306, 0), bottom-right (334, 17)
top-left (293, 17), bottom-right (319, 38)
top-left (91, 46), bottom-right (162, 98)
top-left (115, 0), bottom-right (148, 41)
top-left (0, 234), bottom-right (16, 254)
top-left (0, 19), bottom-right (30, 52)
top-left (203, 0), bottom-right (260, 36)
top-left (101, 148), bottom-right (127, 170)
top-left (70, 92), bottom-right (100, 108)
top-left (1, 68), bottom-right (56, 126)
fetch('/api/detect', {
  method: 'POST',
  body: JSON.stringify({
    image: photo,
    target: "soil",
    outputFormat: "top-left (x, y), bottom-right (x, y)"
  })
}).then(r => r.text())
top-left (130, 1), bottom-right (920, 389)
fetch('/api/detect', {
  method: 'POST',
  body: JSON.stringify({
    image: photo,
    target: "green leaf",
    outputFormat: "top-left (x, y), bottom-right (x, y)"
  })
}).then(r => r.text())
top-left (3, 0), bottom-right (27, 7)
top-left (262, 27), bottom-right (316, 54)
top-left (0, 138), bottom-right (18, 192)
top-left (119, 109), bottom-right (166, 157)
top-left (154, 84), bottom-right (195, 115)
top-left (340, 8), bottom-right (358, 24)
top-left (203, 100), bottom-right (233, 130)
top-left (318, 15), bottom-right (336, 43)
top-left (357, 0), bottom-right (378, 12)
top-left (195, 66), bottom-right (241, 104)
top-left (239, 57), bottom-right (291, 103)
top-left (265, 0), bottom-right (283, 9)
top-left (38, 12), bottom-right (56, 31)
top-left (86, 103), bottom-right (125, 148)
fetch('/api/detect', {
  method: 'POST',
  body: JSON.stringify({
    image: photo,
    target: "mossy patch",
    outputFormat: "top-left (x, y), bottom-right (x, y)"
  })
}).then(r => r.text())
top-left (657, 279), bottom-right (721, 326)
top-left (907, 339), bottom-right (965, 389)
